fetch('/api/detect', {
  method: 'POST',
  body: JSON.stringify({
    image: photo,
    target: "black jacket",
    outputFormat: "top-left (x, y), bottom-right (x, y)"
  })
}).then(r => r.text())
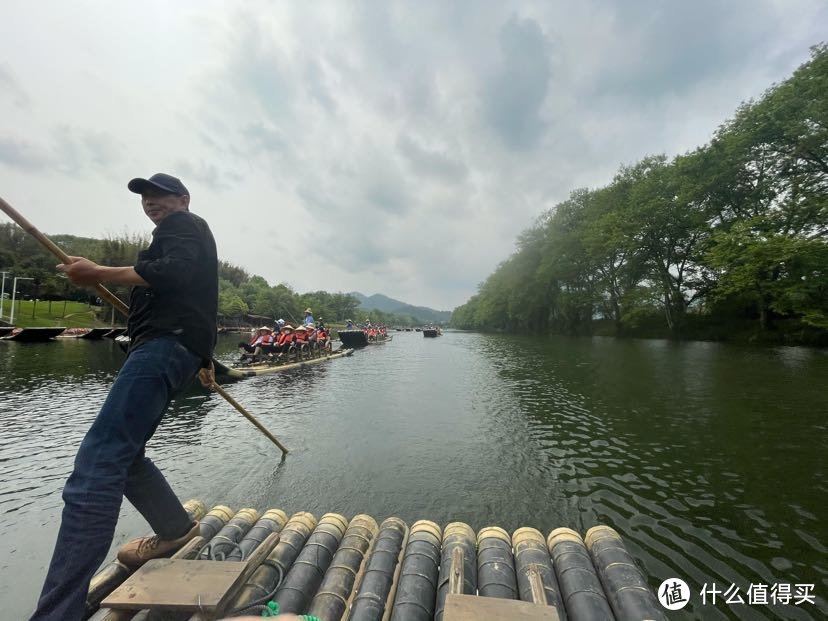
top-left (128, 211), bottom-right (218, 365)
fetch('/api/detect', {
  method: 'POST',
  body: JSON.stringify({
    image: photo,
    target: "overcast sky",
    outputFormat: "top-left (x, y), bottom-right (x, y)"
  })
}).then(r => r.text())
top-left (0, 1), bottom-right (824, 309)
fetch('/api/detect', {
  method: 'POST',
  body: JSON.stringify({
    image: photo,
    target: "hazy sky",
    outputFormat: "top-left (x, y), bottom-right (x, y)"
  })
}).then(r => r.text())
top-left (0, 1), bottom-right (824, 309)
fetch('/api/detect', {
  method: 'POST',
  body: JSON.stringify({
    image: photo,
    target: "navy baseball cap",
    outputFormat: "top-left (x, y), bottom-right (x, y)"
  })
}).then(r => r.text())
top-left (127, 173), bottom-right (189, 196)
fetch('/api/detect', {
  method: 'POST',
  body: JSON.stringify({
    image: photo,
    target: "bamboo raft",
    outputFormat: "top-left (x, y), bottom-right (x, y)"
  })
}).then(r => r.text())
top-left (0, 326), bottom-right (66, 341)
top-left (214, 348), bottom-right (355, 380)
top-left (336, 331), bottom-right (393, 348)
top-left (86, 502), bottom-right (665, 621)
top-left (57, 327), bottom-right (115, 340)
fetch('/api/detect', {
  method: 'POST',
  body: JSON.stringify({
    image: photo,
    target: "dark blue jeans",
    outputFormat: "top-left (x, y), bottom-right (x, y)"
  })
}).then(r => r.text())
top-left (31, 336), bottom-right (202, 621)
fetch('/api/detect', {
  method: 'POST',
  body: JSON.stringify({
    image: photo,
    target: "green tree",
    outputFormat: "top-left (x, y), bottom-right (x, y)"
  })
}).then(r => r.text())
top-left (219, 291), bottom-right (249, 320)
top-left (219, 261), bottom-right (250, 287)
top-left (627, 155), bottom-right (712, 332)
top-left (329, 293), bottom-right (361, 322)
top-left (708, 222), bottom-right (828, 330)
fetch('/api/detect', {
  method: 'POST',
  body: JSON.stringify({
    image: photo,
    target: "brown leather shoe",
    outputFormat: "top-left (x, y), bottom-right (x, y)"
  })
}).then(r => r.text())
top-left (117, 522), bottom-right (199, 568)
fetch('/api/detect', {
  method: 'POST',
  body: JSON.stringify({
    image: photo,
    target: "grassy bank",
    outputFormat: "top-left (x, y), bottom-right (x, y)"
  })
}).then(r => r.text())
top-left (0, 299), bottom-right (105, 328)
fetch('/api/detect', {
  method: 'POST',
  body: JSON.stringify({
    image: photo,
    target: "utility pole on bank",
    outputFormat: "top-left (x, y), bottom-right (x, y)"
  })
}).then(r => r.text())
top-left (0, 271), bottom-right (10, 321)
top-left (9, 276), bottom-right (32, 325)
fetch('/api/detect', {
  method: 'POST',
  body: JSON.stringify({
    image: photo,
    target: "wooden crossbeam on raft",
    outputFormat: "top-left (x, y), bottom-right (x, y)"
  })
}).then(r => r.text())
top-left (101, 532), bottom-right (280, 616)
top-left (103, 559), bottom-right (247, 612)
top-left (444, 594), bottom-right (561, 620)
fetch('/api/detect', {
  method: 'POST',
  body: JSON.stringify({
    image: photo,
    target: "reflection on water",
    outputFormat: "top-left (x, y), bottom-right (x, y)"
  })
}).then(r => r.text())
top-left (0, 333), bottom-right (826, 619)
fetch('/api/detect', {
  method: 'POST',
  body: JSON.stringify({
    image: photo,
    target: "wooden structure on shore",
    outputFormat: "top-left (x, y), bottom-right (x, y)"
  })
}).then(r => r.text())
top-left (86, 502), bottom-right (665, 621)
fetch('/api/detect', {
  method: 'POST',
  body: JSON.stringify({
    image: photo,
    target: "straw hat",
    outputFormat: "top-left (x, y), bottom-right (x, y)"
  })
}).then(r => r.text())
top-left (306, 323), bottom-right (316, 329)
top-left (305, 308), bottom-right (313, 314)
top-left (295, 325), bottom-right (308, 332)
top-left (258, 326), bottom-right (272, 332)
top-left (282, 324), bottom-right (294, 331)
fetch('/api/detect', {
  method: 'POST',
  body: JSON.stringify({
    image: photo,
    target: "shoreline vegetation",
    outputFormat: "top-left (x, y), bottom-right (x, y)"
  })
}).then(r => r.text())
top-left (0, 228), bottom-right (426, 330)
top-left (450, 45), bottom-right (828, 348)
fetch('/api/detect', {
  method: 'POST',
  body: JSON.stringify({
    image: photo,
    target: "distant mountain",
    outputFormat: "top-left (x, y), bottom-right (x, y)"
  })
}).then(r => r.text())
top-left (349, 292), bottom-right (452, 325)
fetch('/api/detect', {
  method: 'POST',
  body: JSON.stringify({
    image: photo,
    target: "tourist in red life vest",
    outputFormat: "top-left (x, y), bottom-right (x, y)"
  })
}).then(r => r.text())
top-left (317, 326), bottom-right (328, 348)
top-left (239, 327), bottom-right (269, 359)
top-left (243, 326), bottom-right (276, 360)
top-left (257, 326), bottom-right (276, 354)
top-left (294, 325), bottom-right (309, 342)
top-left (274, 325), bottom-right (294, 354)
top-left (305, 323), bottom-right (318, 344)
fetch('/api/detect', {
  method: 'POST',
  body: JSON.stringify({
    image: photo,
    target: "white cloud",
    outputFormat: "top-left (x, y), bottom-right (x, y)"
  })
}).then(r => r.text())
top-left (0, 63), bottom-right (32, 109)
top-left (0, 0), bottom-right (824, 309)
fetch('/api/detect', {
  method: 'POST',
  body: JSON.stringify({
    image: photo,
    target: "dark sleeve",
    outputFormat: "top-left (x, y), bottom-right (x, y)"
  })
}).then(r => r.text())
top-left (134, 214), bottom-right (201, 291)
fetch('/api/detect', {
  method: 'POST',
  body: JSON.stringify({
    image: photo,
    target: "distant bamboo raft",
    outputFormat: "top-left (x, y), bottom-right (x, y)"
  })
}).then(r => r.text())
top-left (86, 502), bottom-right (664, 621)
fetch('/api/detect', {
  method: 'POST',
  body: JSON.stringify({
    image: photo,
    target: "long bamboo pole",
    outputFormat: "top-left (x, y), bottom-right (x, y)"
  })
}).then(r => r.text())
top-left (0, 195), bottom-right (288, 455)
top-left (208, 381), bottom-right (289, 454)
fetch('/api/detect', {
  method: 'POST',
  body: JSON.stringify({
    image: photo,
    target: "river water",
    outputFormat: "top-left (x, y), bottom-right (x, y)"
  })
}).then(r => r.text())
top-left (0, 332), bottom-right (825, 619)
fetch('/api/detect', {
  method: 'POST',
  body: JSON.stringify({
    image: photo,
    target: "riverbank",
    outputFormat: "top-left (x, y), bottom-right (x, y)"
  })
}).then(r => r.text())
top-left (590, 314), bottom-right (828, 347)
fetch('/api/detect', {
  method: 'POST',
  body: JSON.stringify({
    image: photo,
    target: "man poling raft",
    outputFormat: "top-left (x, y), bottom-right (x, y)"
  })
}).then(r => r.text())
top-left (0, 174), bottom-right (287, 621)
